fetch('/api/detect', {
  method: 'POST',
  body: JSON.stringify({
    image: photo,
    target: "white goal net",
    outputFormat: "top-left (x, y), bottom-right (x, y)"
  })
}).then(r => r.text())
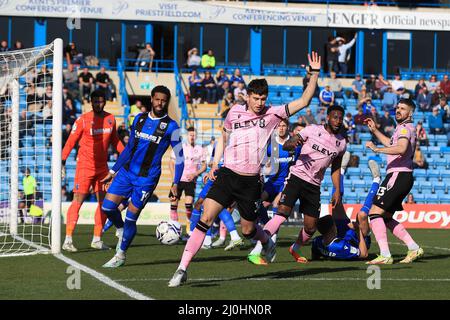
top-left (0, 39), bottom-right (62, 257)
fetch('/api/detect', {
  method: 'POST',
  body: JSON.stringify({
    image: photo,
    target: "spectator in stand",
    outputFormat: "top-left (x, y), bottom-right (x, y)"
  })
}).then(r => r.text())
top-left (65, 42), bottom-right (84, 66)
top-left (381, 86), bottom-right (398, 112)
top-left (230, 68), bottom-right (245, 90)
top-left (343, 112), bottom-right (356, 143)
top-left (215, 68), bottom-right (230, 101)
top-left (357, 95), bottom-right (373, 114)
top-left (369, 106), bottom-right (381, 128)
top-left (221, 92), bottom-right (234, 119)
top-left (63, 63), bottom-right (80, 99)
top-left (426, 74), bottom-right (439, 93)
top-left (374, 73), bottom-right (390, 97)
top-left (78, 67), bottom-right (95, 102)
top-left (201, 71), bottom-right (217, 104)
top-left (326, 36), bottom-right (339, 74)
top-left (14, 41), bottom-right (24, 50)
top-left (413, 144), bottom-right (428, 169)
top-left (416, 87), bottom-right (432, 112)
top-left (128, 100), bottom-right (146, 126)
top-left (22, 168), bottom-right (36, 215)
top-left (301, 108), bottom-right (317, 126)
top-left (315, 108), bottom-right (327, 125)
top-left (327, 71), bottom-right (345, 98)
top-left (354, 107), bottom-right (370, 133)
top-left (319, 85), bottom-right (334, 107)
top-left (416, 121), bottom-right (429, 146)
top-left (439, 74), bottom-right (450, 98)
top-left (336, 33), bottom-right (357, 76)
top-left (136, 43), bottom-right (155, 71)
top-left (95, 67), bottom-right (113, 101)
top-left (42, 100), bottom-right (53, 121)
top-left (358, 87), bottom-right (370, 102)
top-left (36, 64), bottom-right (52, 87)
top-left (379, 110), bottom-right (395, 137)
top-left (41, 84), bottom-right (53, 105)
top-left (188, 69), bottom-right (203, 105)
top-left (233, 81), bottom-right (247, 104)
top-left (122, 134), bottom-right (130, 146)
top-left (302, 73), bottom-right (320, 98)
top-left (201, 49), bottom-right (216, 69)
top-left (431, 86), bottom-right (446, 107)
top-left (365, 74), bottom-right (377, 98)
top-left (391, 74), bottom-right (405, 94)
top-left (19, 110), bottom-right (33, 138)
top-left (351, 74), bottom-right (365, 99)
top-left (62, 124), bottom-right (72, 147)
top-left (205, 136), bottom-right (216, 166)
top-left (117, 122), bottom-right (129, 141)
top-left (63, 98), bottom-right (76, 126)
top-left (428, 106), bottom-right (445, 134)
top-left (0, 40), bottom-right (9, 52)
top-left (405, 193), bottom-right (416, 204)
top-left (187, 47), bottom-right (201, 71)
top-left (414, 78), bottom-right (427, 99)
top-left (435, 97), bottom-right (450, 123)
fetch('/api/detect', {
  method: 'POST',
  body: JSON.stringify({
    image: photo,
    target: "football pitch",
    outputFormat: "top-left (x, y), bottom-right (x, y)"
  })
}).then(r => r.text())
top-left (1, 226), bottom-right (449, 300)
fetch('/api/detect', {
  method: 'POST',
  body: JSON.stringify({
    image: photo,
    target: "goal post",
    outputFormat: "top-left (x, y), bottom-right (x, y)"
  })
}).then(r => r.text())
top-left (0, 38), bottom-right (62, 257)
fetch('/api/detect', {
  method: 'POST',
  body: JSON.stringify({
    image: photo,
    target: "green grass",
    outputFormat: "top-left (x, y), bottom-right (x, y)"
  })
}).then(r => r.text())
top-left (1, 226), bottom-right (449, 300)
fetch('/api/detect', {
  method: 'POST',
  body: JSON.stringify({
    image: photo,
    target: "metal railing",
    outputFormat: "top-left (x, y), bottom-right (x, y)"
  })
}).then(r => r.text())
top-left (174, 64), bottom-right (189, 122)
top-left (117, 59), bottom-right (131, 128)
top-left (121, 58), bottom-right (176, 74)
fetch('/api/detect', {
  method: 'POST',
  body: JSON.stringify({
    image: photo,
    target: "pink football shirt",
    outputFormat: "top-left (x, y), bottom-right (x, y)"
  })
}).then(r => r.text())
top-left (223, 104), bottom-right (289, 175)
top-left (386, 121), bottom-right (416, 174)
top-left (171, 143), bottom-right (205, 182)
top-left (290, 124), bottom-right (347, 186)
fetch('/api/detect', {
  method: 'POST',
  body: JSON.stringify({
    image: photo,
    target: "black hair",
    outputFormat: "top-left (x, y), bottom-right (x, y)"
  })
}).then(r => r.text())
top-left (151, 85), bottom-right (171, 102)
top-left (327, 104), bottom-right (345, 116)
top-left (91, 90), bottom-right (106, 101)
top-left (397, 98), bottom-right (416, 111)
top-left (280, 118), bottom-right (289, 126)
top-left (247, 78), bottom-right (268, 96)
top-left (187, 127), bottom-right (195, 132)
top-left (291, 123), bottom-right (304, 131)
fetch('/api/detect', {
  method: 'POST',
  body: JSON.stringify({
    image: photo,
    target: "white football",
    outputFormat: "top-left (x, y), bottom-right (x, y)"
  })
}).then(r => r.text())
top-left (156, 220), bottom-right (182, 245)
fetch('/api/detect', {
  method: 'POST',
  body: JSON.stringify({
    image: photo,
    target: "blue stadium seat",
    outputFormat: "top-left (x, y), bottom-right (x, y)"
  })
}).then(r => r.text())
top-left (347, 167), bottom-right (361, 178)
top-left (440, 170), bottom-right (450, 180)
top-left (433, 181), bottom-right (448, 193)
top-left (419, 181), bottom-right (433, 194)
top-left (425, 194), bottom-right (439, 204)
top-left (344, 194), bottom-right (358, 203)
top-left (439, 194), bottom-right (450, 204)
top-left (413, 169), bottom-right (427, 179)
top-left (352, 179), bottom-right (366, 190)
top-left (427, 169), bottom-right (440, 180)
top-left (413, 193), bottom-right (426, 203)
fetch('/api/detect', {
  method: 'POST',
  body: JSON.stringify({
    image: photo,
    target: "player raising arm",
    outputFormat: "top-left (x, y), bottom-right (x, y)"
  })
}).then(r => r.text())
top-left (100, 85), bottom-right (184, 268)
top-left (168, 52), bottom-right (321, 287)
top-left (61, 90), bottom-right (124, 252)
top-left (364, 99), bottom-right (423, 264)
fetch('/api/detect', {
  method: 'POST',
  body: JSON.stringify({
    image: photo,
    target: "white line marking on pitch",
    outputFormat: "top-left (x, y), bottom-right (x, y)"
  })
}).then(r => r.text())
top-left (114, 277), bottom-right (450, 282)
top-left (388, 242), bottom-right (450, 252)
top-left (2, 233), bottom-right (152, 300)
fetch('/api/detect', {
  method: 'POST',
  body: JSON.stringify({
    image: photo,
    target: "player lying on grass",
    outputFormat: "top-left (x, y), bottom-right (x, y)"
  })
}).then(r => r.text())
top-left (61, 90), bottom-right (124, 252)
top-left (168, 52), bottom-right (322, 287)
top-left (247, 121), bottom-right (303, 265)
top-left (262, 104), bottom-right (347, 264)
top-left (364, 98), bottom-right (424, 264)
top-left (310, 159), bottom-right (381, 260)
top-left (100, 85), bottom-right (184, 268)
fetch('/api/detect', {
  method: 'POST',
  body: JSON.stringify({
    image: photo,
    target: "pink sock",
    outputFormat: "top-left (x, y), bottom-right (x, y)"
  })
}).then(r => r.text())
top-left (253, 224), bottom-right (269, 243)
top-left (385, 219), bottom-right (419, 251)
top-left (370, 218), bottom-right (391, 257)
top-left (263, 215), bottom-right (286, 236)
top-left (292, 228), bottom-right (313, 251)
top-left (220, 221), bottom-right (227, 239)
top-left (170, 204), bottom-right (178, 221)
top-left (179, 228), bottom-right (206, 271)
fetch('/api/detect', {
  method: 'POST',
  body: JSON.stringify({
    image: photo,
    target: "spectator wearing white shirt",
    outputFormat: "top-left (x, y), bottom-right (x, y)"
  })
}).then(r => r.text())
top-left (234, 82), bottom-right (247, 104)
top-left (337, 34), bottom-right (357, 76)
top-left (187, 47), bottom-right (201, 71)
top-left (426, 74), bottom-right (439, 93)
top-left (391, 74), bottom-right (405, 93)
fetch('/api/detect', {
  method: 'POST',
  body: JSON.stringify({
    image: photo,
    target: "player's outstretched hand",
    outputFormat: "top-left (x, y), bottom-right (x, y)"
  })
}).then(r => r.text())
top-left (169, 184), bottom-right (178, 202)
top-left (365, 141), bottom-right (377, 152)
top-left (331, 191), bottom-right (341, 208)
top-left (364, 118), bottom-right (376, 133)
top-left (100, 172), bottom-right (114, 184)
top-left (308, 51), bottom-right (321, 72)
top-left (208, 164), bottom-right (219, 181)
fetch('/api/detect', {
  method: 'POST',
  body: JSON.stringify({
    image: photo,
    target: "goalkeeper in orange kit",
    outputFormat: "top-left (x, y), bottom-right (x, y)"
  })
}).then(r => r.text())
top-left (61, 90), bottom-right (124, 252)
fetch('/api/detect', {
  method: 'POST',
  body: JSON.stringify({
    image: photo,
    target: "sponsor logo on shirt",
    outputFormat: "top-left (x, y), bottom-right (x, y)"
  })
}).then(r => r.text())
top-left (160, 122), bottom-right (167, 130)
top-left (135, 131), bottom-right (162, 144)
top-left (90, 128), bottom-right (113, 135)
top-left (233, 119), bottom-right (266, 129)
top-left (312, 144), bottom-right (338, 158)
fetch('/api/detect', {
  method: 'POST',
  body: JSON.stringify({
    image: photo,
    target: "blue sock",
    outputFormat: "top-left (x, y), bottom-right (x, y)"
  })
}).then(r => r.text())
top-left (190, 207), bottom-right (202, 233)
top-left (102, 219), bottom-right (114, 233)
top-left (120, 210), bottom-right (140, 252)
top-left (272, 207), bottom-right (278, 216)
top-left (219, 209), bottom-right (236, 232)
top-left (258, 205), bottom-right (270, 225)
top-left (101, 199), bottom-right (124, 229)
top-left (206, 227), bottom-right (212, 236)
top-left (361, 181), bottom-right (380, 214)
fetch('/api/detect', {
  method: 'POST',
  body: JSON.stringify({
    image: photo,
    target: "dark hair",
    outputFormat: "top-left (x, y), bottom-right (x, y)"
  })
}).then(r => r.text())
top-left (397, 98), bottom-right (416, 111)
top-left (91, 90), bottom-right (106, 101)
top-left (151, 85), bottom-right (171, 102)
top-left (280, 118), bottom-right (289, 126)
top-left (292, 123), bottom-right (304, 131)
top-left (187, 127), bottom-right (195, 132)
top-left (327, 105), bottom-right (345, 115)
top-left (247, 79), bottom-right (268, 96)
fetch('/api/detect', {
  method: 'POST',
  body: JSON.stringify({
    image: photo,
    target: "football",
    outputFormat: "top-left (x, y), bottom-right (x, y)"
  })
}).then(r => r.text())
top-left (155, 220), bottom-right (182, 245)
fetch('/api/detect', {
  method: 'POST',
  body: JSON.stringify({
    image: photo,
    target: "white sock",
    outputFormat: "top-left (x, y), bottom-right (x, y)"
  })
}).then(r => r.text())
top-left (407, 243), bottom-right (420, 251)
top-left (116, 249), bottom-right (126, 259)
top-left (250, 241), bottom-right (263, 255)
top-left (92, 236), bottom-right (101, 243)
top-left (178, 263), bottom-right (187, 271)
top-left (65, 236), bottom-right (72, 243)
top-left (229, 230), bottom-right (240, 241)
top-left (203, 235), bottom-right (212, 246)
top-left (373, 177), bottom-right (381, 184)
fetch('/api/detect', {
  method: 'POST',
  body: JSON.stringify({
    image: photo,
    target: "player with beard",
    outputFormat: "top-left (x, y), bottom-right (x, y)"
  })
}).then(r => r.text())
top-left (168, 52), bottom-right (322, 287)
top-left (100, 85), bottom-right (185, 268)
top-left (61, 90), bottom-right (124, 252)
top-left (364, 99), bottom-right (423, 264)
top-left (262, 105), bottom-right (347, 263)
